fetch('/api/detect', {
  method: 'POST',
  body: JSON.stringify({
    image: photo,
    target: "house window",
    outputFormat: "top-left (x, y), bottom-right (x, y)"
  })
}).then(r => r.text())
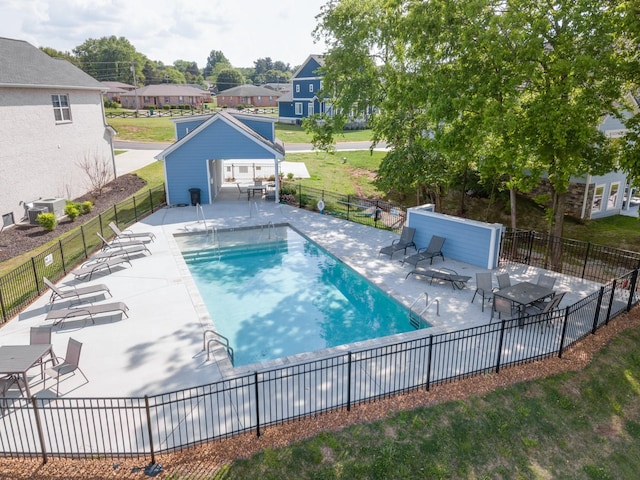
top-left (179, 96), bottom-right (184, 104)
top-left (309, 84), bottom-right (314, 93)
top-left (308, 102), bottom-right (314, 116)
top-left (295, 84), bottom-right (300, 93)
top-left (239, 166), bottom-right (249, 174)
top-left (165, 97), bottom-right (170, 103)
top-left (608, 182), bottom-right (620, 209)
top-left (592, 184), bottom-right (605, 212)
top-left (269, 96), bottom-right (273, 101)
top-left (226, 166), bottom-right (231, 172)
top-left (52, 94), bottom-right (71, 122)
top-left (295, 103), bottom-right (303, 115)
top-left (257, 96), bottom-right (262, 103)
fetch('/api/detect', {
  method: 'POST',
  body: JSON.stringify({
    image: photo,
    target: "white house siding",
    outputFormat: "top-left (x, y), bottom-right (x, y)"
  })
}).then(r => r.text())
top-left (0, 87), bottom-right (113, 224)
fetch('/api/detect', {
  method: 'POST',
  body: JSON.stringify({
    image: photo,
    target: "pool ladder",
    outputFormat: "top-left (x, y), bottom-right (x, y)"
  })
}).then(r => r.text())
top-left (203, 329), bottom-right (234, 365)
top-left (409, 292), bottom-right (439, 329)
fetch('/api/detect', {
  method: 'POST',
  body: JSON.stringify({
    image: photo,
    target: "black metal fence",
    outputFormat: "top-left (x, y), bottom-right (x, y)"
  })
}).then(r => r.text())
top-left (0, 266), bottom-right (636, 462)
top-left (500, 229), bottom-right (640, 285)
top-left (0, 185), bottom-right (166, 322)
top-left (280, 183), bottom-right (407, 231)
top-left (2, 193), bottom-right (640, 462)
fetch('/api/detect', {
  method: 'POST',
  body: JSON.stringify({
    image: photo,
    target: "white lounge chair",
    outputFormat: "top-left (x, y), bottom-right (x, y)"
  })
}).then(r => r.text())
top-left (96, 232), bottom-right (149, 251)
top-left (89, 243), bottom-right (150, 262)
top-left (72, 257), bottom-right (131, 281)
top-left (45, 301), bottom-right (129, 327)
top-left (108, 222), bottom-right (156, 242)
top-left (43, 277), bottom-right (112, 305)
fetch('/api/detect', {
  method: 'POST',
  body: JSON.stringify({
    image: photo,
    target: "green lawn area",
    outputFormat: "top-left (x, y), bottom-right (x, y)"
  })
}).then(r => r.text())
top-left (220, 325), bottom-right (640, 479)
top-left (107, 115), bottom-right (372, 144)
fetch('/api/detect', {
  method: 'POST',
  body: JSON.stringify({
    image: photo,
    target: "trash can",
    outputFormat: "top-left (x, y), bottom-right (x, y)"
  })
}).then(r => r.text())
top-left (149, 108), bottom-right (154, 116)
top-left (188, 188), bottom-right (201, 206)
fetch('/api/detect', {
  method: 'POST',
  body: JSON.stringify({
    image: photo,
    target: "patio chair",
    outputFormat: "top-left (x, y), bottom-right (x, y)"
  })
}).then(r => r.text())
top-left (45, 301), bottom-right (129, 327)
top-left (527, 292), bottom-right (566, 327)
top-left (109, 222), bottom-right (156, 242)
top-left (0, 375), bottom-right (24, 409)
top-left (379, 226), bottom-right (417, 258)
top-left (44, 338), bottom-right (88, 396)
top-left (536, 274), bottom-right (556, 290)
top-left (30, 326), bottom-right (55, 377)
top-left (43, 277), bottom-right (112, 305)
top-left (97, 232), bottom-right (148, 251)
top-left (236, 182), bottom-right (248, 199)
top-left (491, 295), bottom-right (514, 322)
top-left (471, 272), bottom-right (495, 312)
top-left (401, 235), bottom-right (446, 266)
top-left (496, 272), bottom-right (511, 290)
top-left (71, 257), bottom-right (132, 281)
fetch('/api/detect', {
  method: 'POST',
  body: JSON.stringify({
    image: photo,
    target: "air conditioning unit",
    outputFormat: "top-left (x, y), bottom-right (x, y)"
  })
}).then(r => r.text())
top-left (28, 206), bottom-right (49, 225)
top-left (34, 198), bottom-right (66, 218)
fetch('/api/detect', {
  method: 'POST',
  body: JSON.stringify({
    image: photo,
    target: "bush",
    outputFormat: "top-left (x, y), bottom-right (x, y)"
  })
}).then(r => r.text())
top-left (80, 201), bottom-right (93, 214)
top-left (64, 204), bottom-right (80, 221)
top-left (37, 213), bottom-right (57, 231)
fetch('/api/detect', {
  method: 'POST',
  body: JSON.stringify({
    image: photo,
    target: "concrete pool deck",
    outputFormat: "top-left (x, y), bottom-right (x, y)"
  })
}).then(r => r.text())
top-left (0, 185), bottom-right (602, 399)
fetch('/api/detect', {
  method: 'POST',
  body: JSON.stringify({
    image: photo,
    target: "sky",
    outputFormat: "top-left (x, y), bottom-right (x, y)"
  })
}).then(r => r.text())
top-left (3, 0), bottom-right (329, 69)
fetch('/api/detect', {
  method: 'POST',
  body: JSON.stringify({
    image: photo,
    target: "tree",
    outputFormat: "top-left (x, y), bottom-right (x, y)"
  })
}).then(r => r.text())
top-left (173, 60), bottom-right (202, 84)
top-left (313, 0), bottom-right (625, 245)
top-left (40, 47), bottom-right (80, 67)
top-left (216, 68), bottom-right (245, 91)
top-left (73, 36), bottom-right (146, 84)
top-left (204, 50), bottom-right (230, 77)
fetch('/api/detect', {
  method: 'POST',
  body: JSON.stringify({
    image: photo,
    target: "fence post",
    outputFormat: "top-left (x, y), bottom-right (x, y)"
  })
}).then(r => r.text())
top-left (149, 189), bottom-right (154, 213)
top-left (99, 213), bottom-right (104, 238)
top-left (627, 269), bottom-right (638, 312)
top-left (581, 242), bottom-right (591, 279)
top-left (31, 258), bottom-right (40, 294)
top-left (346, 352), bottom-right (352, 411)
top-left (604, 279), bottom-right (617, 326)
top-left (495, 321), bottom-right (506, 373)
top-left (31, 397), bottom-right (48, 464)
top-left (80, 225), bottom-right (88, 259)
top-left (591, 287), bottom-right (605, 334)
top-left (58, 240), bottom-right (67, 275)
top-left (133, 196), bottom-right (138, 222)
top-left (113, 205), bottom-right (118, 226)
top-left (297, 184), bottom-right (302, 209)
top-left (425, 335), bottom-right (433, 391)
top-left (144, 396), bottom-right (156, 464)
top-left (0, 287), bottom-right (6, 321)
top-left (254, 372), bottom-right (261, 437)
top-left (558, 306), bottom-right (570, 358)
top-left (527, 231), bottom-right (534, 264)
top-left (347, 195), bottom-right (351, 221)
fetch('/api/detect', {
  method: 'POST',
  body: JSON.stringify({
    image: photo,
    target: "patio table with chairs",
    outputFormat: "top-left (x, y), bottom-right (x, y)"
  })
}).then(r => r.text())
top-left (0, 344), bottom-right (58, 397)
top-left (493, 281), bottom-right (556, 326)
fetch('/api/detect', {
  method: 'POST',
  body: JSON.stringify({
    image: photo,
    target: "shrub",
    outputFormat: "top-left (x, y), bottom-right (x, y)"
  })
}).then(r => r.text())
top-left (287, 172), bottom-right (294, 180)
top-left (65, 204), bottom-right (80, 221)
top-left (37, 213), bottom-right (57, 231)
top-left (80, 201), bottom-right (93, 214)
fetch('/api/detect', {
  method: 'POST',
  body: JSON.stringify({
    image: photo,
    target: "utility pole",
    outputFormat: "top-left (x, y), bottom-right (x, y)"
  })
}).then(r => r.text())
top-left (130, 62), bottom-right (139, 115)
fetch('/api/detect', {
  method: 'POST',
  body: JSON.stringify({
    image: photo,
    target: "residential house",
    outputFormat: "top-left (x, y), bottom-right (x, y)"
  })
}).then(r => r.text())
top-left (119, 84), bottom-right (211, 110)
top-left (278, 54), bottom-right (328, 124)
top-left (101, 81), bottom-right (136, 104)
top-left (155, 111), bottom-right (285, 205)
top-left (216, 85), bottom-right (281, 108)
top-left (0, 37), bottom-right (116, 227)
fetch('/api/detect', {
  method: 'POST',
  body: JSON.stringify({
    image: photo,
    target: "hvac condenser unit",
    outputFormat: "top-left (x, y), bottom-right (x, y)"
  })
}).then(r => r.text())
top-left (34, 198), bottom-right (66, 218)
top-left (28, 206), bottom-right (49, 225)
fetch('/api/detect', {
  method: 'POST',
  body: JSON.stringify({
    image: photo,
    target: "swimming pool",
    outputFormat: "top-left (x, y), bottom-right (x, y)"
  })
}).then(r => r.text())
top-left (177, 225), bottom-right (425, 366)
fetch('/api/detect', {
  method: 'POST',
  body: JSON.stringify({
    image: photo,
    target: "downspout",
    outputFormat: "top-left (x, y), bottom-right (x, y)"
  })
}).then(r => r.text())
top-left (274, 157), bottom-right (281, 203)
top-left (580, 175), bottom-right (591, 220)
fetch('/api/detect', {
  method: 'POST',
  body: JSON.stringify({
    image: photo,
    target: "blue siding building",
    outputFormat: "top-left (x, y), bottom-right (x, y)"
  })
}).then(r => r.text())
top-left (155, 111), bottom-right (284, 205)
top-left (278, 54), bottom-right (328, 124)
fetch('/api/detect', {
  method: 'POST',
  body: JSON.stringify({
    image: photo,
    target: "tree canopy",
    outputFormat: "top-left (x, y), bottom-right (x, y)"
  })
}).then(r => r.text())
top-left (312, 0), bottom-right (634, 241)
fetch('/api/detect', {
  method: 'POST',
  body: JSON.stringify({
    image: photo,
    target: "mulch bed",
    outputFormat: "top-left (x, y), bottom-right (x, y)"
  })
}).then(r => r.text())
top-left (0, 174), bottom-right (147, 264)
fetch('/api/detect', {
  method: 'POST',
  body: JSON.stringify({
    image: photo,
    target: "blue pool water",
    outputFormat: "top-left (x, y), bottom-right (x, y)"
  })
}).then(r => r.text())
top-left (178, 226), bottom-right (421, 366)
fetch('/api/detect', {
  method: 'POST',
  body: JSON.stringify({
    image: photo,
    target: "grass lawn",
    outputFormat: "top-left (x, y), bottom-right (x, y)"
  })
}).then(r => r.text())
top-left (106, 116), bottom-right (372, 144)
top-left (220, 325), bottom-right (640, 479)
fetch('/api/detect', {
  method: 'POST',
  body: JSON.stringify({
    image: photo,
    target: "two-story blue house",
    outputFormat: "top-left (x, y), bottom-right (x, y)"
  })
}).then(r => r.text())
top-left (278, 55), bottom-right (327, 124)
